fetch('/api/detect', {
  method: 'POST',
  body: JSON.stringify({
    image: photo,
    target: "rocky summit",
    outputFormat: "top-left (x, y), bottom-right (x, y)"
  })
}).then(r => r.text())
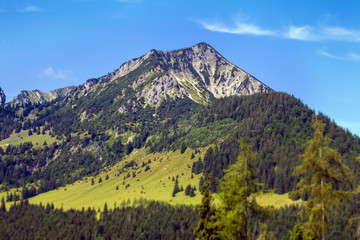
top-left (7, 43), bottom-right (272, 108)
top-left (78, 42), bottom-right (273, 107)
top-left (10, 86), bottom-right (75, 107)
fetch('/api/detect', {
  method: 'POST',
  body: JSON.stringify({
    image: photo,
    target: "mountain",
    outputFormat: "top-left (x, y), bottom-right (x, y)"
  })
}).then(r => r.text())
top-left (0, 88), bottom-right (5, 106)
top-left (1, 43), bottom-right (360, 239)
top-left (10, 86), bottom-right (75, 107)
top-left (72, 42), bottom-right (272, 107)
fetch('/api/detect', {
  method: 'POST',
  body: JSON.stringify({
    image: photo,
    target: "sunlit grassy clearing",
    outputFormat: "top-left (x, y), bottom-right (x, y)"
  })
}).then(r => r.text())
top-left (0, 129), bottom-right (58, 149)
top-left (29, 148), bottom-right (204, 211)
top-left (0, 145), bottom-right (302, 211)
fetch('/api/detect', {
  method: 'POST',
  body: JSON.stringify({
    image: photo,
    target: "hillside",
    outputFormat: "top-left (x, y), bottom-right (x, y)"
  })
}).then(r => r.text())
top-left (1, 43), bottom-right (360, 239)
top-left (0, 43), bottom-right (359, 198)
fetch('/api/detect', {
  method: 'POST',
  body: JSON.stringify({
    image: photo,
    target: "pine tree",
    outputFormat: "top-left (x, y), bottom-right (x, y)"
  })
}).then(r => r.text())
top-left (194, 174), bottom-right (219, 240)
top-left (217, 139), bottom-right (267, 240)
top-left (1, 197), bottom-right (6, 212)
top-left (172, 178), bottom-right (180, 197)
top-left (292, 118), bottom-right (353, 240)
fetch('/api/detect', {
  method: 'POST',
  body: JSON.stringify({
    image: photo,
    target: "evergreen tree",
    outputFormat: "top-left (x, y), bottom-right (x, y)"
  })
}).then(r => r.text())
top-left (290, 222), bottom-right (311, 240)
top-left (194, 174), bottom-right (219, 240)
top-left (172, 178), bottom-right (180, 197)
top-left (180, 142), bottom-right (187, 154)
top-left (256, 223), bottom-right (276, 240)
top-left (217, 139), bottom-right (267, 240)
top-left (292, 118), bottom-right (353, 240)
top-left (1, 197), bottom-right (5, 212)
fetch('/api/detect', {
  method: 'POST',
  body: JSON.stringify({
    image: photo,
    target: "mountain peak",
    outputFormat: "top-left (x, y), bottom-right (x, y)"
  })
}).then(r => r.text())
top-left (100, 43), bottom-right (273, 106)
top-left (191, 42), bottom-right (214, 50)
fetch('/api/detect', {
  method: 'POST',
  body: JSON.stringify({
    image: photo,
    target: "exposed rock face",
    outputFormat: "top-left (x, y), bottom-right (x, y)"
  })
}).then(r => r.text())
top-left (9, 43), bottom-right (273, 108)
top-left (97, 42), bottom-right (273, 106)
top-left (0, 88), bottom-right (6, 106)
top-left (11, 86), bottom-right (76, 106)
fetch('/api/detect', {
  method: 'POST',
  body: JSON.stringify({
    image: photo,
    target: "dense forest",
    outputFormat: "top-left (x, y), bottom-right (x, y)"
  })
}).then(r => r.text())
top-left (1, 195), bottom-right (358, 239)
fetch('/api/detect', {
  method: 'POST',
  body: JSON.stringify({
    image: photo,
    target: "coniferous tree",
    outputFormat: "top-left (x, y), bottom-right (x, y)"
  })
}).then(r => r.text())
top-left (172, 178), bottom-right (180, 197)
top-left (292, 118), bottom-right (353, 240)
top-left (217, 139), bottom-right (267, 240)
top-left (1, 197), bottom-right (5, 212)
top-left (194, 174), bottom-right (219, 240)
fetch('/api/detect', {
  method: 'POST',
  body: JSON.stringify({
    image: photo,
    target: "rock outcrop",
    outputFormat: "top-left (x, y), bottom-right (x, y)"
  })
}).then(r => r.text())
top-left (10, 86), bottom-right (75, 106)
top-left (94, 42), bottom-right (273, 106)
top-left (9, 43), bottom-right (273, 108)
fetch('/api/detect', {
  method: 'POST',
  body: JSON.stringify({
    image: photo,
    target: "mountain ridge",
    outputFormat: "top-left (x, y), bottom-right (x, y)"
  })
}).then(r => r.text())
top-left (10, 86), bottom-right (76, 107)
top-left (100, 42), bottom-right (273, 105)
top-left (7, 42), bottom-right (273, 107)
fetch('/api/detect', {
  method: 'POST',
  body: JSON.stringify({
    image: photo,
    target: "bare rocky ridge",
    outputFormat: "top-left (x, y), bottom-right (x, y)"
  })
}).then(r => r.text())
top-left (0, 87), bottom-right (5, 106)
top-left (9, 43), bottom-right (273, 108)
top-left (10, 86), bottom-right (75, 106)
top-left (98, 42), bottom-right (273, 106)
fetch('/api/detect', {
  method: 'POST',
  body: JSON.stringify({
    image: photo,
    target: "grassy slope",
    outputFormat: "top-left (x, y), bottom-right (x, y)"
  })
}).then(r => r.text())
top-left (29, 148), bottom-right (204, 210)
top-left (23, 147), bottom-right (302, 211)
top-left (0, 129), bottom-right (58, 149)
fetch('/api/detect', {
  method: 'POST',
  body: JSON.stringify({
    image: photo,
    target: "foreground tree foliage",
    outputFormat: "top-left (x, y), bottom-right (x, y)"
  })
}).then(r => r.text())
top-left (216, 139), bottom-right (269, 240)
top-left (194, 174), bottom-right (219, 240)
top-left (292, 118), bottom-right (354, 240)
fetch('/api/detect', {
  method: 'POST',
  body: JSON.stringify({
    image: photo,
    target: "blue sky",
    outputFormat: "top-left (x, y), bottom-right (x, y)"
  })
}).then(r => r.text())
top-left (1, 0), bottom-right (360, 136)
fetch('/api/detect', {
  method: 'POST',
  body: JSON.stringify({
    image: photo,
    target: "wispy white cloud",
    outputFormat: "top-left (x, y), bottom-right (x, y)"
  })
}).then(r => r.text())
top-left (285, 25), bottom-right (360, 42)
top-left (284, 25), bottom-right (318, 41)
top-left (318, 48), bottom-right (360, 61)
top-left (17, 5), bottom-right (44, 13)
top-left (348, 52), bottom-right (360, 61)
top-left (193, 19), bottom-right (275, 36)
top-left (194, 18), bottom-right (360, 42)
top-left (39, 67), bottom-right (73, 80)
top-left (0, 9), bottom-right (7, 13)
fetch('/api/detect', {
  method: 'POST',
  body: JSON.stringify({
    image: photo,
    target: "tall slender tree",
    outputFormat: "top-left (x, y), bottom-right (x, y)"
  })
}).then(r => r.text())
top-left (194, 174), bottom-right (219, 240)
top-left (292, 118), bottom-right (353, 240)
top-left (217, 139), bottom-right (267, 240)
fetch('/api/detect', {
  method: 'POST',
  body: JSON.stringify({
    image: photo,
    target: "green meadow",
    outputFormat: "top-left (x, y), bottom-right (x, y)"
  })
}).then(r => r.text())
top-left (12, 147), bottom-right (302, 211)
top-left (0, 129), bottom-right (58, 149)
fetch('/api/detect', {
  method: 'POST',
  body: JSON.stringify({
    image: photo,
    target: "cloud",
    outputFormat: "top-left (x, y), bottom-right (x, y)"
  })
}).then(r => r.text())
top-left (193, 19), bottom-right (275, 36)
top-left (17, 5), bottom-right (44, 13)
top-left (318, 48), bottom-right (360, 61)
top-left (39, 67), bottom-right (73, 80)
top-left (194, 18), bottom-right (360, 42)
top-left (0, 9), bottom-right (7, 13)
top-left (284, 25), bottom-right (317, 41)
top-left (285, 25), bottom-right (360, 42)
